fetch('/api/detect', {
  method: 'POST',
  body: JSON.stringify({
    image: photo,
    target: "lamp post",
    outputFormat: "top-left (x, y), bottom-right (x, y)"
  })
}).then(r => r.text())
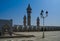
top-left (40, 10), bottom-right (48, 38)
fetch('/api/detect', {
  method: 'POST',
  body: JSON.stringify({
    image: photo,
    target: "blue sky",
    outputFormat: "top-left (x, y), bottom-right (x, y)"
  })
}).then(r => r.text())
top-left (0, 0), bottom-right (60, 26)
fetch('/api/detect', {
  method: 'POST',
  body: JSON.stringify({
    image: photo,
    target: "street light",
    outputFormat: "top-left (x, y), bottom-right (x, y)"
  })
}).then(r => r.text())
top-left (40, 10), bottom-right (48, 38)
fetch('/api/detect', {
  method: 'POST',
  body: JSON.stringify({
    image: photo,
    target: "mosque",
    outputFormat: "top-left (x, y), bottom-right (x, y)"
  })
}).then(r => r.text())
top-left (13, 4), bottom-right (40, 32)
top-left (0, 4), bottom-right (60, 36)
top-left (0, 4), bottom-right (40, 36)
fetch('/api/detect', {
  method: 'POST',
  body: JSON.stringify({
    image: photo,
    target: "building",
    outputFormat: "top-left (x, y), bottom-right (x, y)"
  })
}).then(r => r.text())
top-left (0, 19), bottom-right (13, 36)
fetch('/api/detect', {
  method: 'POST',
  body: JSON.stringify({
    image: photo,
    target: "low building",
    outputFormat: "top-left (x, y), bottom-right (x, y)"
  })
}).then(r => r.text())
top-left (0, 19), bottom-right (13, 36)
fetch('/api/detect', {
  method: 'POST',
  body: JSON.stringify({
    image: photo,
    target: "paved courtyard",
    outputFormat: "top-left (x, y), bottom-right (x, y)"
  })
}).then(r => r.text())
top-left (0, 31), bottom-right (60, 41)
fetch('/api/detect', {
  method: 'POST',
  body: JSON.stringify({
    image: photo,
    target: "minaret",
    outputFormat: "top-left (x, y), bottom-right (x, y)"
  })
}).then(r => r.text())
top-left (27, 4), bottom-right (32, 26)
top-left (37, 17), bottom-right (40, 26)
top-left (23, 15), bottom-right (26, 27)
top-left (36, 17), bottom-right (40, 31)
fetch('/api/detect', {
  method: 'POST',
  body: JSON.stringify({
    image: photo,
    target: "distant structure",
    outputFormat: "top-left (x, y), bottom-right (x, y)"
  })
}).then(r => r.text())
top-left (23, 15), bottom-right (27, 31)
top-left (23, 15), bottom-right (26, 27)
top-left (36, 17), bottom-right (40, 30)
top-left (27, 4), bottom-right (32, 26)
top-left (0, 19), bottom-right (13, 36)
top-left (37, 17), bottom-right (40, 27)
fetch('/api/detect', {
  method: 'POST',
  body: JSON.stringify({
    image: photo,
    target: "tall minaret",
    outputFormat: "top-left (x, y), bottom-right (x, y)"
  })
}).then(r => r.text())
top-left (23, 15), bottom-right (26, 27)
top-left (27, 4), bottom-right (32, 26)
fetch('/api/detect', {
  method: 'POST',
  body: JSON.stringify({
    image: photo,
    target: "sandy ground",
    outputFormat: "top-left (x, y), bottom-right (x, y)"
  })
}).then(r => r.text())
top-left (0, 31), bottom-right (60, 41)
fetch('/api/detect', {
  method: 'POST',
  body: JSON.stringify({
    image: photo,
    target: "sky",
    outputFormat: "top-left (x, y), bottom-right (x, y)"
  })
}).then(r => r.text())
top-left (0, 0), bottom-right (60, 26)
